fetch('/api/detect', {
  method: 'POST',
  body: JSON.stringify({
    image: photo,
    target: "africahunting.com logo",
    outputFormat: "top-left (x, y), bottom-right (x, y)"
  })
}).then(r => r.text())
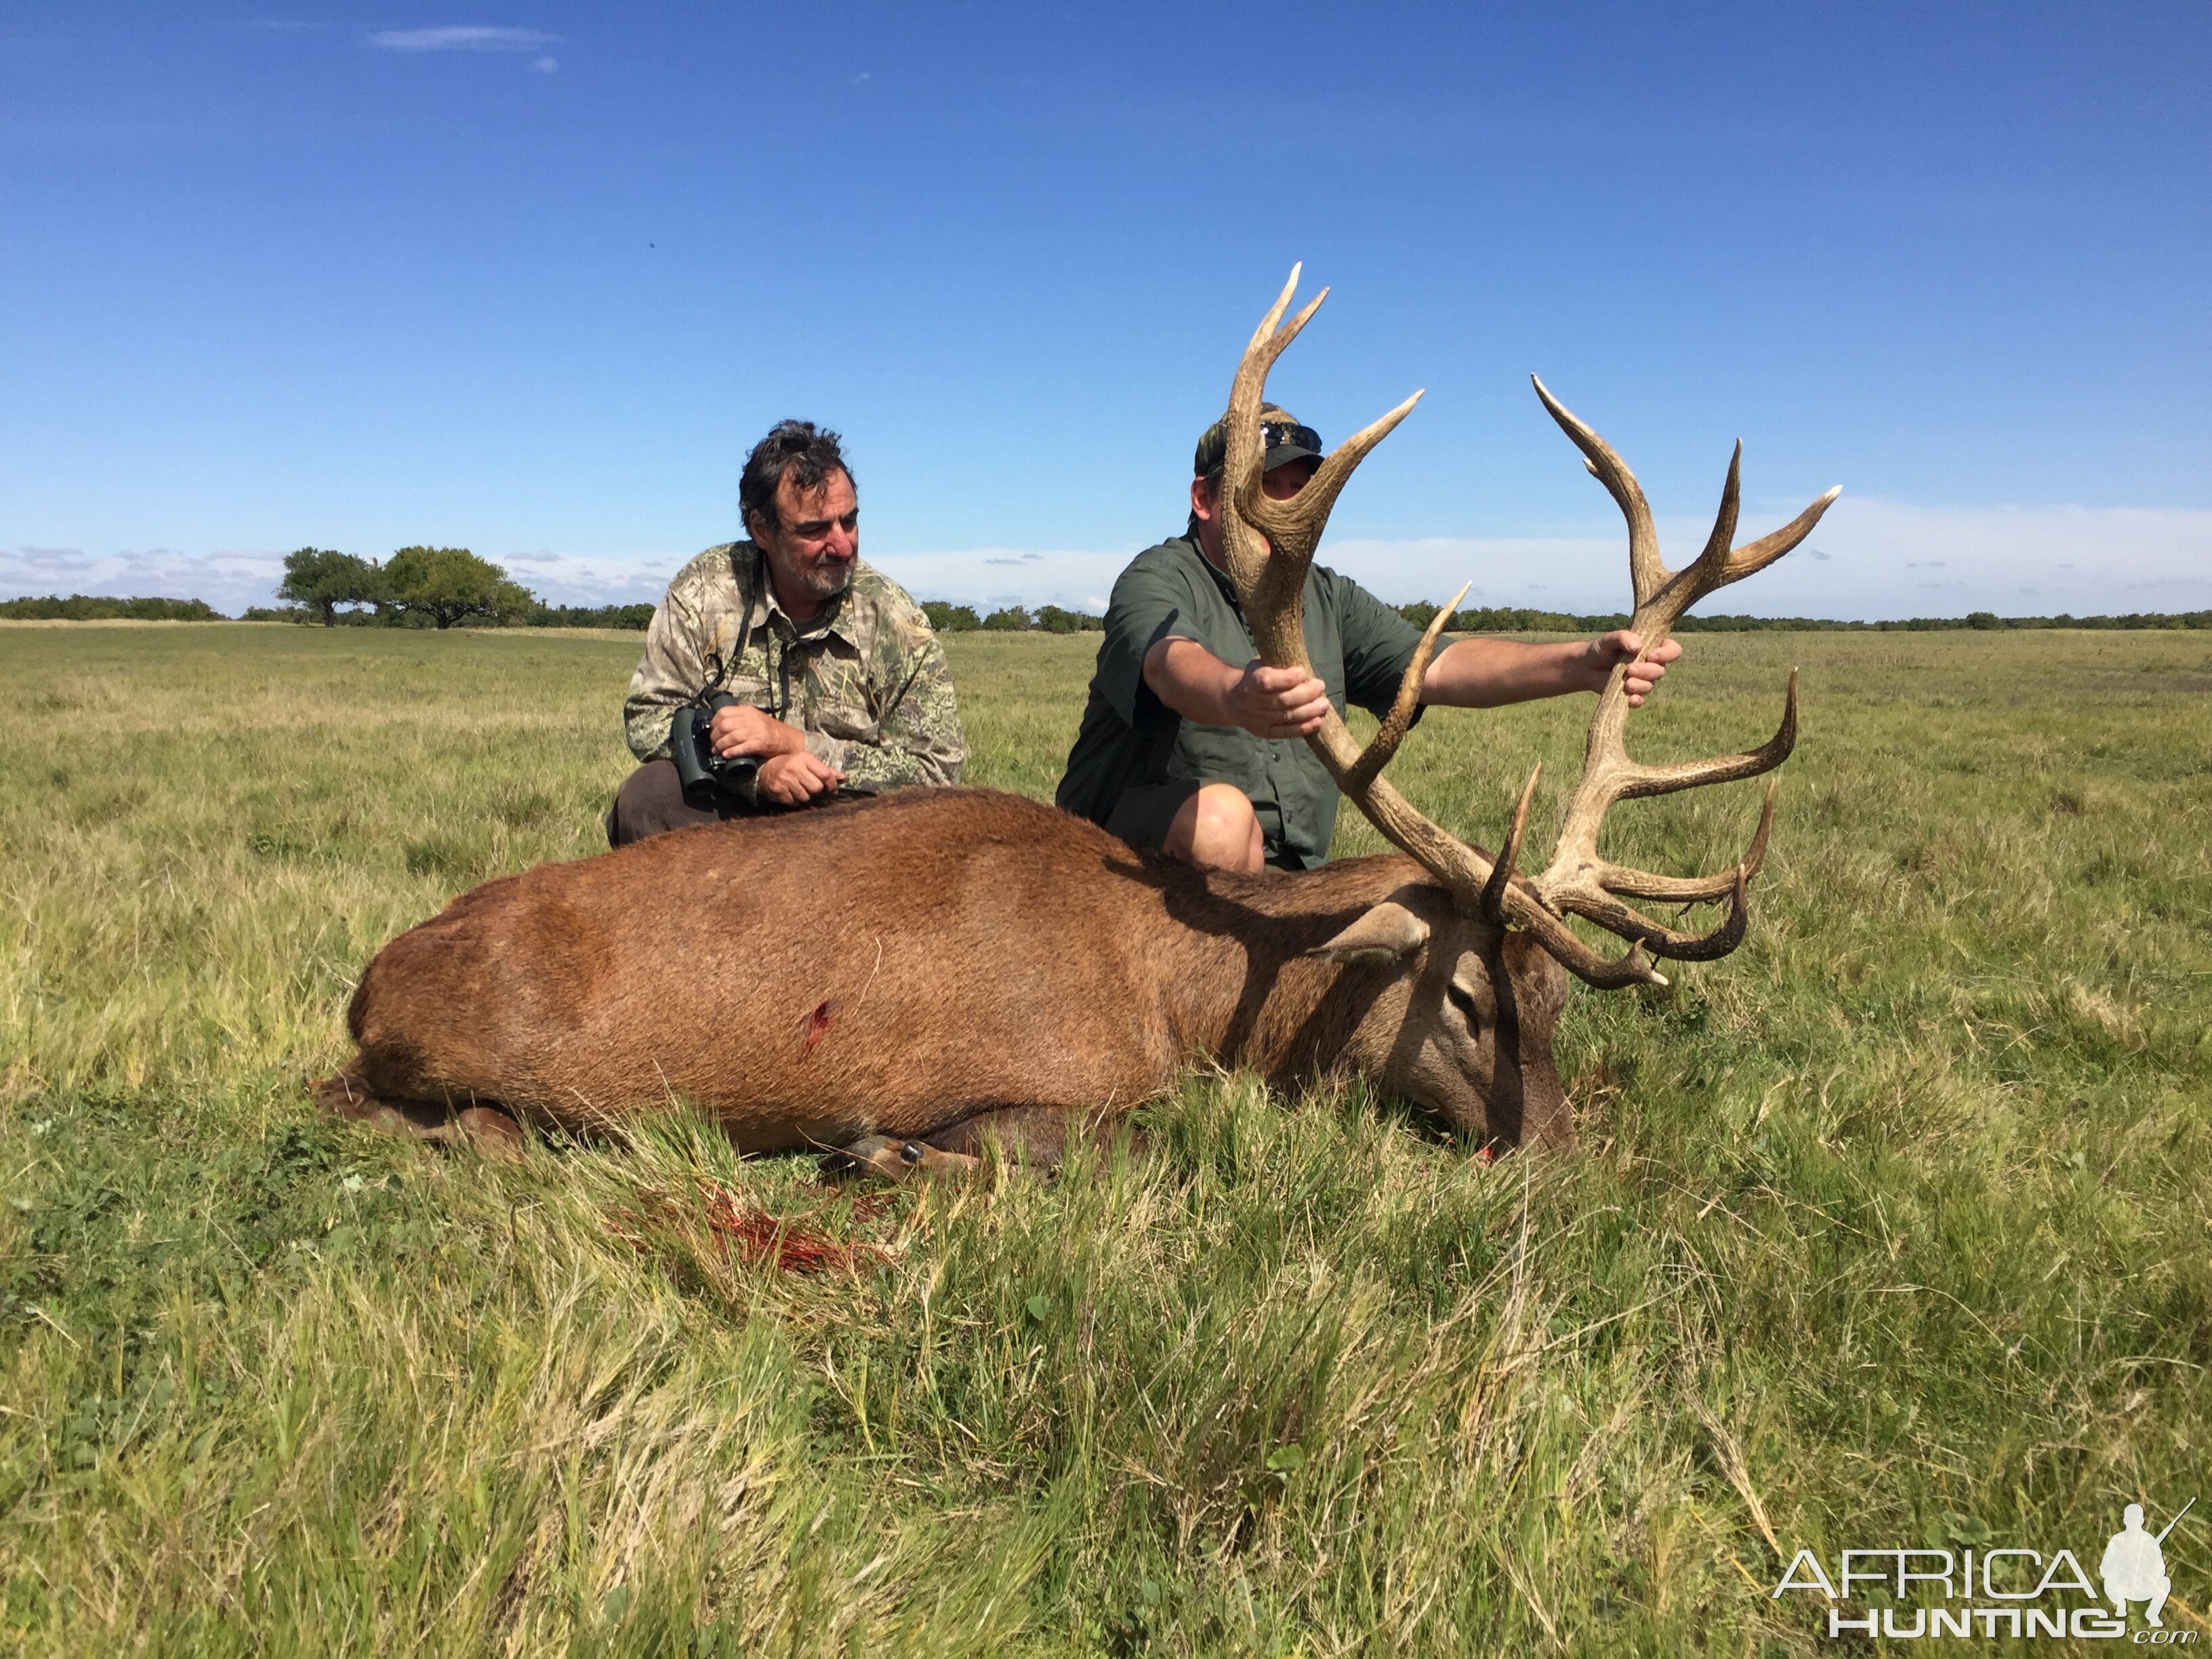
top-left (1771, 1500), bottom-right (2196, 1641)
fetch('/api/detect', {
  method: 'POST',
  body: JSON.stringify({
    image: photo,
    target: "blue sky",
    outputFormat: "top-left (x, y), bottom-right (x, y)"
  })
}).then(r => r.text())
top-left (3, 2), bottom-right (2207, 619)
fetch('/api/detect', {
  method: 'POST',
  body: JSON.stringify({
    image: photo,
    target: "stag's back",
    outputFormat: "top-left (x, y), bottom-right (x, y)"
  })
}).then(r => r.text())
top-left (348, 790), bottom-right (1202, 1149)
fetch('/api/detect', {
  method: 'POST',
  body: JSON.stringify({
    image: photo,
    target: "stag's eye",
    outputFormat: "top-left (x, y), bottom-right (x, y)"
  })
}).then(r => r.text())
top-left (1446, 981), bottom-right (1483, 1028)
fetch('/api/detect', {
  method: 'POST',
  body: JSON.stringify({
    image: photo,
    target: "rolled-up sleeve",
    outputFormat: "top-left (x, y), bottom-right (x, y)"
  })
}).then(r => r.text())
top-left (1094, 558), bottom-right (1198, 728)
top-left (1331, 570), bottom-right (1429, 717)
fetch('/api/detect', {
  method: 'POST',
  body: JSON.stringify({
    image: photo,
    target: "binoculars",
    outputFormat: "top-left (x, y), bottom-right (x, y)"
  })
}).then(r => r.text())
top-left (670, 693), bottom-right (760, 806)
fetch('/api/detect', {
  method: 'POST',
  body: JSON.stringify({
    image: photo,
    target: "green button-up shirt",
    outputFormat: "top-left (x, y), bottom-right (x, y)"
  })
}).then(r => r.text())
top-left (1054, 531), bottom-right (1425, 867)
top-left (622, 543), bottom-right (964, 791)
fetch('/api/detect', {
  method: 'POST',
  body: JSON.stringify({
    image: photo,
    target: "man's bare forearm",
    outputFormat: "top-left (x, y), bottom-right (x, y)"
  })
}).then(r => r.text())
top-left (1143, 636), bottom-right (1246, 726)
top-left (1422, 630), bottom-right (1680, 710)
top-left (1142, 636), bottom-right (1332, 738)
top-left (1419, 637), bottom-right (1603, 708)
top-left (1147, 632), bottom-right (1580, 718)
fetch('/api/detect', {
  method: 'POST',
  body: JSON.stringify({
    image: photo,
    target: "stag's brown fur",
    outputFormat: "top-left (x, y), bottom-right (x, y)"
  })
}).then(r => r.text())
top-left (325, 787), bottom-right (1570, 1158)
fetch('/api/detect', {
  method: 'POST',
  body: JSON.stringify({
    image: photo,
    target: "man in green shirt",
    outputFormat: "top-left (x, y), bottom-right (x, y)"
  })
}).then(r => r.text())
top-left (1056, 407), bottom-right (1681, 871)
top-left (609, 421), bottom-right (964, 846)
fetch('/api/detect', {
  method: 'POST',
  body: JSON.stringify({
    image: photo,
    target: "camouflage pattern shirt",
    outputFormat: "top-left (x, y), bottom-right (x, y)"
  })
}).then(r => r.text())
top-left (622, 543), bottom-right (964, 791)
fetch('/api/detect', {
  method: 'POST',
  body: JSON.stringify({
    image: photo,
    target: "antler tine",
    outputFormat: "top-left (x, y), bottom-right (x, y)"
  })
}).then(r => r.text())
top-left (1341, 769), bottom-right (1668, 985)
top-left (1596, 779), bottom-right (1776, 903)
top-left (1218, 268), bottom-right (1333, 674)
top-left (1616, 669), bottom-right (1797, 802)
top-left (1561, 867), bottom-right (1753, 962)
top-left (1690, 443), bottom-right (1744, 588)
top-left (1229, 271), bottom-right (1330, 449)
top-left (1479, 762), bottom-right (1542, 924)
top-left (1241, 264), bottom-right (1324, 367)
top-left (1528, 927), bottom-right (1668, 989)
top-left (1671, 449), bottom-right (1841, 619)
top-left (1241, 389), bottom-right (1426, 567)
top-left (1722, 485), bottom-right (1843, 586)
top-left (1344, 581), bottom-right (1469, 792)
top-left (1532, 375), bottom-right (1665, 610)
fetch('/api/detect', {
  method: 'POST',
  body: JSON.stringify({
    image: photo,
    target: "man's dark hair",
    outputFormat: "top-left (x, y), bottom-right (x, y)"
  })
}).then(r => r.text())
top-left (740, 421), bottom-right (855, 535)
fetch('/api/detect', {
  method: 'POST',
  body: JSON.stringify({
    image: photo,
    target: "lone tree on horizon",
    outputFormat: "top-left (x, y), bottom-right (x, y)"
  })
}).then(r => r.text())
top-left (381, 546), bottom-right (535, 630)
top-left (276, 547), bottom-right (383, 625)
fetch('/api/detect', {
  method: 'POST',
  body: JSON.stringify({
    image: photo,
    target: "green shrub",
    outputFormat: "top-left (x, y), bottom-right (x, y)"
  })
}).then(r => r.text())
top-left (922, 601), bottom-right (983, 632)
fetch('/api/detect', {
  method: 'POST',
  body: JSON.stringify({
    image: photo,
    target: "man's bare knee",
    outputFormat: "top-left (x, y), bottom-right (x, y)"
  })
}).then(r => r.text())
top-left (1164, 783), bottom-right (1263, 872)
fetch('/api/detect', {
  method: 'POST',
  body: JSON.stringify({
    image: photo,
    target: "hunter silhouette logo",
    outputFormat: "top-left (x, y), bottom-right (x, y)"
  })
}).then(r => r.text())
top-left (1771, 1499), bottom-right (2199, 1641)
top-left (2104, 1500), bottom-right (2191, 1630)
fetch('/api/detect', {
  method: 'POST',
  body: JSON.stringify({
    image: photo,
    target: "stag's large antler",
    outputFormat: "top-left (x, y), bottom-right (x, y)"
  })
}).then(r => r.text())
top-left (1520, 378), bottom-right (1841, 970)
top-left (1216, 267), bottom-right (1841, 987)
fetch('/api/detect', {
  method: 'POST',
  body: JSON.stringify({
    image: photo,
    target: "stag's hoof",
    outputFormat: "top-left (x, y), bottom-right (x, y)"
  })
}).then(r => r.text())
top-left (313, 1070), bottom-right (445, 1138)
top-left (311, 1071), bottom-right (525, 1160)
top-left (825, 1134), bottom-right (979, 1184)
top-left (452, 1105), bottom-right (526, 1160)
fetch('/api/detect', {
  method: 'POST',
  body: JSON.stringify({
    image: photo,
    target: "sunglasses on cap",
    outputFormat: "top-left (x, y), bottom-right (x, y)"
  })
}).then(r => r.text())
top-left (1261, 420), bottom-right (1322, 455)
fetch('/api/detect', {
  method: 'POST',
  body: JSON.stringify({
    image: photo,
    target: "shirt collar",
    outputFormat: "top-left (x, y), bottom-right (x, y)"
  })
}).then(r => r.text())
top-left (1175, 529), bottom-right (1246, 615)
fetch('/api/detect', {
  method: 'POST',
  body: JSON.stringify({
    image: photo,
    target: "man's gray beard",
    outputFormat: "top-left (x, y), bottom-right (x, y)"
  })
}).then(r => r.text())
top-left (794, 559), bottom-right (853, 602)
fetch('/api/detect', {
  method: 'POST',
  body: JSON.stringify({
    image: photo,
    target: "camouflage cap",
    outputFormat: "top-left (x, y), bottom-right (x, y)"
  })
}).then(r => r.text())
top-left (1192, 405), bottom-right (1324, 479)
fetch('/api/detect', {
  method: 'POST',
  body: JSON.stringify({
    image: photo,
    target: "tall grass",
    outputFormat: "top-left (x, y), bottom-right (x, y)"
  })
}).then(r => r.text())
top-left (1, 622), bottom-right (2207, 1653)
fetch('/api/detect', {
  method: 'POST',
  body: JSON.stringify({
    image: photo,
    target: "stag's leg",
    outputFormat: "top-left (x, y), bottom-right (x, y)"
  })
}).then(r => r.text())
top-left (311, 1069), bottom-right (525, 1159)
top-left (825, 1107), bottom-right (1136, 1184)
top-left (823, 1134), bottom-right (981, 1183)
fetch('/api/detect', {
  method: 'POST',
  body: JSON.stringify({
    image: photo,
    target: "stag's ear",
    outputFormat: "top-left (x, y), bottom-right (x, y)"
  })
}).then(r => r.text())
top-left (1307, 901), bottom-right (1431, 964)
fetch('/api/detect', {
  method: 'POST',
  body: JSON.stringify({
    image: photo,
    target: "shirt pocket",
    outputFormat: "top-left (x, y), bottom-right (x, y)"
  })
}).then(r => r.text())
top-left (716, 671), bottom-right (777, 711)
top-left (811, 697), bottom-right (882, 743)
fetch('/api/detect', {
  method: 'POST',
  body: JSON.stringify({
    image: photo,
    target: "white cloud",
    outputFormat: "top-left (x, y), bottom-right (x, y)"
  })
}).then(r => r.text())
top-left (0, 545), bottom-right (665, 617)
top-left (1, 546), bottom-right (290, 617)
top-left (480, 550), bottom-right (664, 605)
top-left (531, 54), bottom-right (558, 73)
top-left (859, 501), bottom-right (2212, 619)
top-left (867, 548), bottom-right (1134, 613)
top-left (1314, 499), bottom-right (2212, 620)
top-left (367, 26), bottom-right (560, 52)
top-left (9, 501), bottom-right (2203, 622)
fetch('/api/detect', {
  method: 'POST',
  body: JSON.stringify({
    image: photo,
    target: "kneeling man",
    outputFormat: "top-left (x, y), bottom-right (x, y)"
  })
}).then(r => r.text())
top-left (1056, 407), bottom-right (1679, 870)
top-left (611, 420), bottom-right (964, 846)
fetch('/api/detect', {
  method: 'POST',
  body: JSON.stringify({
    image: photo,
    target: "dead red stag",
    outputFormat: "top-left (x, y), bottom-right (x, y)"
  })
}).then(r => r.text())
top-left (316, 269), bottom-right (1837, 1174)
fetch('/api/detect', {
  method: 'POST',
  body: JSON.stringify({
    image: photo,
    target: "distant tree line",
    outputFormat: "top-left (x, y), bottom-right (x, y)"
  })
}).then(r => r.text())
top-left (268, 546), bottom-right (537, 628)
top-left (922, 601), bottom-right (1105, 634)
top-left (0, 594), bottom-right (225, 621)
top-left (10, 566), bottom-right (2209, 637)
top-left (1393, 602), bottom-right (2212, 634)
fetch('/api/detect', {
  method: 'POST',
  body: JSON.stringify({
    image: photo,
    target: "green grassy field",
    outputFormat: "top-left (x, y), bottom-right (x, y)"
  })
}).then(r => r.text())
top-left (1, 620), bottom-right (2207, 1655)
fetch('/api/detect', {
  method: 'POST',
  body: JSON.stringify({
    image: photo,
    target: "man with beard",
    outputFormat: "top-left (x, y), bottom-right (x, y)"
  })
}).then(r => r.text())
top-left (609, 421), bottom-right (964, 846)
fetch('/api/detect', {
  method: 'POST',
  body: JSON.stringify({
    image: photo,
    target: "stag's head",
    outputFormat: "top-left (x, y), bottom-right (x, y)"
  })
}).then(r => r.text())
top-left (1221, 266), bottom-right (1841, 1149)
top-left (1304, 886), bottom-right (1574, 1149)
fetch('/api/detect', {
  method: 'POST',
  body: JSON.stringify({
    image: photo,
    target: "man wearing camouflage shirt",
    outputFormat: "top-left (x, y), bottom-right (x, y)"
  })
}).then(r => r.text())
top-left (609, 420), bottom-right (964, 846)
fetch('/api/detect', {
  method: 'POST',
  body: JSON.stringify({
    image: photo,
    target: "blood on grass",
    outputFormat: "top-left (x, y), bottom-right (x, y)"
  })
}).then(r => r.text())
top-left (609, 1181), bottom-right (900, 1277)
